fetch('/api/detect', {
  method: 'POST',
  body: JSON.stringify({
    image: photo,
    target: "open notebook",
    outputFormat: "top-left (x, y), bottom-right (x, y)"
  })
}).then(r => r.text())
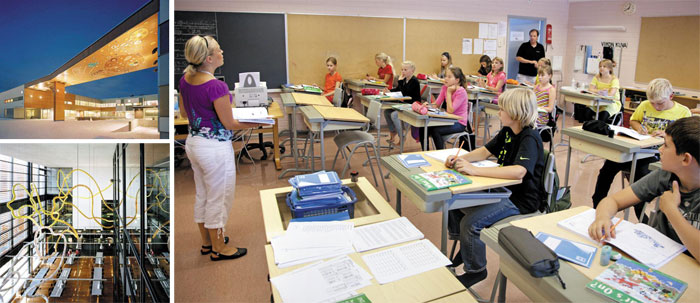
top-left (609, 125), bottom-right (651, 141)
top-left (425, 148), bottom-right (499, 168)
top-left (558, 209), bottom-right (686, 269)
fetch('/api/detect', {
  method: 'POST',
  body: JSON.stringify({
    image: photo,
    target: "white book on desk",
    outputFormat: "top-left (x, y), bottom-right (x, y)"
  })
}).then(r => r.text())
top-left (558, 209), bottom-right (686, 269)
top-left (384, 91), bottom-right (404, 98)
top-left (353, 217), bottom-right (424, 252)
top-left (361, 239), bottom-right (451, 284)
top-left (231, 107), bottom-right (275, 125)
top-left (609, 125), bottom-right (651, 141)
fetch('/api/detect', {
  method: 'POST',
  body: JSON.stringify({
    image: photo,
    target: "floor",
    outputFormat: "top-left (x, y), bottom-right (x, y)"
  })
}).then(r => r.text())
top-left (173, 94), bottom-right (642, 303)
top-left (0, 119), bottom-right (158, 139)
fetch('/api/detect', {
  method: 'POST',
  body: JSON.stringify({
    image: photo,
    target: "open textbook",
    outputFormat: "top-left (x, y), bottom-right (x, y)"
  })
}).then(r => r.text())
top-left (609, 125), bottom-right (651, 141)
top-left (558, 209), bottom-right (686, 269)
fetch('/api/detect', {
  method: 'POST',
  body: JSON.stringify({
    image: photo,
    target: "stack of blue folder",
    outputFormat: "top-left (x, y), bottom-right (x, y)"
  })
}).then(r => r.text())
top-left (287, 171), bottom-right (357, 220)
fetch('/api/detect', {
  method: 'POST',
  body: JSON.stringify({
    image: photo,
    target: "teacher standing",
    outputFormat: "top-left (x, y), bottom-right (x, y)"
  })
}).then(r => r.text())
top-left (515, 29), bottom-right (545, 85)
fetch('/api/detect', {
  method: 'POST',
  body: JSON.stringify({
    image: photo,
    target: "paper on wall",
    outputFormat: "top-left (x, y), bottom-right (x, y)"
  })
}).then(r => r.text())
top-left (484, 39), bottom-right (497, 51)
top-left (510, 31), bottom-right (524, 42)
top-left (498, 21), bottom-right (507, 37)
top-left (488, 23), bottom-right (498, 39)
top-left (479, 23), bottom-right (489, 39)
top-left (473, 38), bottom-right (484, 55)
top-left (574, 55), bottom-right (583, 71)
top-left (462, 38), bottom-right (472, 55)
top-left (484, 50), bottom-right (497, 60)
top-left (552, 56), bottom-right (563, 71)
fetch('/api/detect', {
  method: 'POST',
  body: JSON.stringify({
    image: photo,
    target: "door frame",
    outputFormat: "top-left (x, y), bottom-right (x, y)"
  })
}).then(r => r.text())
top-left (506, 15), bottom-right (547, 78)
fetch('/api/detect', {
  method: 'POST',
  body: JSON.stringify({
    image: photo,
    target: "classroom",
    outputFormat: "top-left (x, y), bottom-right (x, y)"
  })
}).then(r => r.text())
top-left (172, 0), bottom-right (700, 302)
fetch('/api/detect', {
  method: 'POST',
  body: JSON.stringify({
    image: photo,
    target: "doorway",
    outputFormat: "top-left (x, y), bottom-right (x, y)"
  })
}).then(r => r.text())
top-left (506, 16), bottom-right (546, 80)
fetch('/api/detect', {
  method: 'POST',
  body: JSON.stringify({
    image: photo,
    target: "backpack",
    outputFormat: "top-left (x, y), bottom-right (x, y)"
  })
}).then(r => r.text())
top-left (540, 150), bottom-right (571, 213)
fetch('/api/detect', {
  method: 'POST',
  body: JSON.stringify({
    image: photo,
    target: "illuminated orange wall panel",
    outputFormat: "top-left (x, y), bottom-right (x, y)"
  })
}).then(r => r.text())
top-left (24, 88), bottom-right (53, 109)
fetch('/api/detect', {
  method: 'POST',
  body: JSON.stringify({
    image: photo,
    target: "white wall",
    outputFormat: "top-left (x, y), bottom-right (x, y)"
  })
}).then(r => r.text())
top-left (174, 0), bottom-right (571, 80)
top-left (565, 0), bottom-right (700, 93)
top-left (0, 85), bottom-right (25, 118)
top-left (72, 166), bottom-right (112, 230)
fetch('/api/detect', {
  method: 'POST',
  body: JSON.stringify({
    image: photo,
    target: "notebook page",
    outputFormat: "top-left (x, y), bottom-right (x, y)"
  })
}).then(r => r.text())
top-left (352, 217), bottom-right (424, 252)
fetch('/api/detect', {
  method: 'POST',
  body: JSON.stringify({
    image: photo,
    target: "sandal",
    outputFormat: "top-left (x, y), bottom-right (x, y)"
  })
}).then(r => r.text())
top-left (210, 247), bottom-right (247, 261)
top-left (200, 236), bottom-right (229, 255)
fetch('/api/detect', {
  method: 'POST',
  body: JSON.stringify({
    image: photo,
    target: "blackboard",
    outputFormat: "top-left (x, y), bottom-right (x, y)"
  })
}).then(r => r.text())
top-left (174, 11), bottom-right (287, 90)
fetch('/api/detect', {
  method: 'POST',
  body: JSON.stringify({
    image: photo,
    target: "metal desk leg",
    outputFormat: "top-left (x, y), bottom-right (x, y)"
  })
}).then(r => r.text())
top-left (320, 121), bottom-right (327, 171)
top-left (564, 144), bottom-right (572, 187)
top-left (441, 201), bottom-right (449, 255)
top-left (624, 152), bottom-right (639, 220)
top-left (423, 124), bottom-right (429, 151)
top-left (553, 97), bottom-right (568, 150)
top-left (310, 129), bottom-right (315, 172)
top-left (595, 100), bottom-right (600, 120)
top-left (400, 122), bottom-right (406, 154)
top-left (396, 189), bottom-right (402, 216)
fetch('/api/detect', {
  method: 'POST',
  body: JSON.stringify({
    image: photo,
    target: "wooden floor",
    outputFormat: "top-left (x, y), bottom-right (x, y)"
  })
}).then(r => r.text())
top-left (173, 93), bottom-right (646, 302)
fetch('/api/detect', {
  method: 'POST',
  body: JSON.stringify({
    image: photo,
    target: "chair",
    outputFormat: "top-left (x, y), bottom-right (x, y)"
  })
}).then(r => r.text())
top-left (330, 99), bottom-right (390, 200)
top-left (332, 87), bottom-right (344, 107)
top-left (448, 151), bottom-right (558, 303)
top-left (442, 100), bottom-right (476, 151)
top-left (420, 84), bottom-right (431, 102)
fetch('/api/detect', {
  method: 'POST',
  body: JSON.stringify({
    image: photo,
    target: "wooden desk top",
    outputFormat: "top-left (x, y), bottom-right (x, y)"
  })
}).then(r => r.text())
top-left (509, 206), bottom-right (700, 303)
top-left (312, 105), bottom-right (370, 123)
top-left (259, 177), bottom-right (399, 243)
top-left (265, 241), bottom-right (469, 303)
top-left (420, 78), bottom-right (445, 86)
top-left (417, 151), bottom-right (521, 195)
top-left (560, 86), bottom-right (615, 101)
top-left (563, 126), bottom-right (664, 151)
top-left (361, 94), bottom-right (413, 102)
top-left (291, 92), bottom-right (333, 106)
top-left (345, 78), bottom-right (388, 88)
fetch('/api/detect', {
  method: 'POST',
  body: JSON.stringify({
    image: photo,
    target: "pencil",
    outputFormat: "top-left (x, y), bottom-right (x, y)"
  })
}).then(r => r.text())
top-left (452, 141), bottom-right (465, 165)
top-left (607, 218), bottom-right (623, 239)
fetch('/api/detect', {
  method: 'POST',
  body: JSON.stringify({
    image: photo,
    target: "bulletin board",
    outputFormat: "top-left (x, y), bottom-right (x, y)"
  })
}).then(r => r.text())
top-left (635, 16), bottom-right (699, 90)
top-left (287, 14), bottom-right (403, 86)
top-left (406, 19), bottom-right (483, 77)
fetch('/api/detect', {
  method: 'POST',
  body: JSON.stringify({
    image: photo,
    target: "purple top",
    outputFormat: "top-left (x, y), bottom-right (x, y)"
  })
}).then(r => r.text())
top-left (179, 75), bottom-right (234, 141)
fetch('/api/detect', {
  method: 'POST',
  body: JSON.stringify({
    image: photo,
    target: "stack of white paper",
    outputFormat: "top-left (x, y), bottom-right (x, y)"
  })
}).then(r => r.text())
top-left (271, 256), bottom-right (372, 303)
top-left (361, 240), bottom-right (451, 284)
top-left (271, 221), bottom-right (355, 268)
top-left (232, 107), bottom-right (275, 125)
top-left (353, 217), bottom-right (424, 252)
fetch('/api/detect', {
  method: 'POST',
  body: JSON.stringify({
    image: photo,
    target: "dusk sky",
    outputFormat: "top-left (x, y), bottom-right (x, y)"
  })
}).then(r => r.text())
top-left (0, 0), bottom-right (157, 99)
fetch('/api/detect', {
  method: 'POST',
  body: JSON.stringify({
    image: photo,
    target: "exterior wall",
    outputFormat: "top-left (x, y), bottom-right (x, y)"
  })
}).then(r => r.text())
top-left (23, 88), bottom-right (53, 109)
top-left (0, 85), bottom-right (24, 118)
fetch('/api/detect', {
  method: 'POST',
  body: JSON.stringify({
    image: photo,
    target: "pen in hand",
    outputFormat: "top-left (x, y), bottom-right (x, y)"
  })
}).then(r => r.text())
top-left (450, 141), bottom-right (466, 167)
top-left (606, 218), bottom-right (623, 241)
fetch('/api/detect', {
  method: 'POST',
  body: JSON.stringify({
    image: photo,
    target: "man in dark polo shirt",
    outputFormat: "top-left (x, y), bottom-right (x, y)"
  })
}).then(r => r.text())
top-left (516, 29), bottom-right (545, 85)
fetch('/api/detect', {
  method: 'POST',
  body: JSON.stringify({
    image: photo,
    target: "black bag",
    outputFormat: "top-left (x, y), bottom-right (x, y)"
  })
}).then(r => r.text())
top-left (498, 226), bottom-right (566, 289)
top-left (582, 120), bottom-right (614, 138)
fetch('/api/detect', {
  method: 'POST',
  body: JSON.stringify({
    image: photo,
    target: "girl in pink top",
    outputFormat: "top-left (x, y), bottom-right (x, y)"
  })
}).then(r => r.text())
top-left (418, 67), bottom-right (471, 150)
top-left (479, 57), bottom-right (506, 103)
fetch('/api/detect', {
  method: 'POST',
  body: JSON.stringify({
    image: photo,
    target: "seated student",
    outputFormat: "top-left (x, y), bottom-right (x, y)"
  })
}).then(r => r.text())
top-left (430, 52), bottom-right (453, 80)
top-left (478, 57), bottom-right (506, 103)
top-left (477, 55), bottom-right (492, 77)
top-left (589, 116), bottom-right (700, 262)
top-left (592, 78), bottom-right (691, 219)
top-left (534, 65), bottom-right (557, 127)
top-left (532, 57), bottom-right (551, 86)
top-left (581, 59), bottom-right (622, 122)
top-left (446, 88), bottom-right (545, 287)
top-left (418, 67), bottom-right (471, 150)
top-left (384, 61), bottom-right (421, 145)
top-left (322, 57), bottom-right (343, 103)
top-left (366, 52), bottom-right (394, 89)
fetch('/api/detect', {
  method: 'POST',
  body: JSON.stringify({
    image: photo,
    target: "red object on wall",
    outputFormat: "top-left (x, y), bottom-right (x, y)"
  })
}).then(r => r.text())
top-left (546, 24), bottom-right (552, 44)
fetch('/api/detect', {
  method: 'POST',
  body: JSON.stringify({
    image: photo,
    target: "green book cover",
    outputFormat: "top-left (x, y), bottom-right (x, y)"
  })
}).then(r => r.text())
top-left (410, 169), bottom-right (472, 191)
top-left (586, 257), bottom-right (687, 303)
top-left (303, 85), bottom-right (322, 94)
top-left (337, 293), bottom-right (371, 303)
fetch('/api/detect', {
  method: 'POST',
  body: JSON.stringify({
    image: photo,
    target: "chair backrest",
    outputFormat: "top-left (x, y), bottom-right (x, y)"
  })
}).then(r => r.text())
top-left (332, 87), bottom-right (343, 107)
top-left (542, 150), bottom-right (556, 199)
top-left (420, 84), bottom-right (431, 102)
top-left (366, 100), bottom-right (382, 127)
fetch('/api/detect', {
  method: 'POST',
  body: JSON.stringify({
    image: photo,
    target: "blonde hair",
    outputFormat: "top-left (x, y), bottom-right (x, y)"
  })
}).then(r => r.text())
top-left (597, 59), bottom-right (615, 78)
top-left (538, 65), bottom-right (553, 77)
top-left (184, 35), bottom-right (213, 74)
top-left (491, 57), bottom-right (505, 74)
top-left (538, 57), bottom-right (551, 66)
top-left (498, 88), bottom-right (538, 128)
top-left (647, 78), bottom-right (674, 101)
top-left (375, 53), bottom-right (395, 76)
top-left (402, 60), bottom-right (415, 71)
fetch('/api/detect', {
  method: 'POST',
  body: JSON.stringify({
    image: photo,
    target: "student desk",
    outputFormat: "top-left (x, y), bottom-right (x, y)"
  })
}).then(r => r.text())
top-left (345, 79), bottom-right (388, 104)
top-left (481, 206), bottom-right (700, 303)
top-left (173, 102), bottom-right (284, 169)
top-left (420, 78), bottom-right (444, 97)
top-left (557, 86), bottom-right (616, 149)
top-left (279, 93), bottom-right (333, 178)
top-left (381, 152), bottom-right (521, 254)
top-left (467, 87), bottom-right (497, 141)
top-left (264, 241), bottom-right (471, 303)
top-left (505, 83), bottom-right (533, 90)
top-left (396, 108), bottom-right (462, 152)
top-left (300, 105), bottom-right (369, 171)
top-left (280, 84), bottom-right (322, 94)
top-left (259, 177), bottom-right (399, 243)
top-left (478, 100), bottom-right (500, 145)
top-left (622, 85), bottom-right (700, 111)
top-left (359, 94), bottom-right (411, 110)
